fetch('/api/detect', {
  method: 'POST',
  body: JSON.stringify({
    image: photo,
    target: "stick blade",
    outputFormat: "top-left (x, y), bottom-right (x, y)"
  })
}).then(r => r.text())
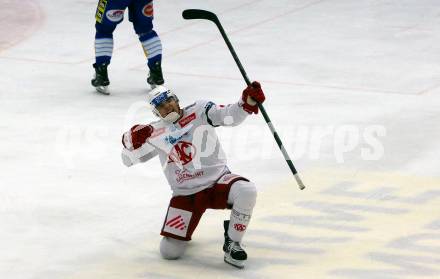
top-left (182, 9), bottom-right (218, 22)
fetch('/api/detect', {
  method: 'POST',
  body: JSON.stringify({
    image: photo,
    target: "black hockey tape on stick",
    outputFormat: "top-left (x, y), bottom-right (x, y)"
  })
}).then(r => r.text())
top-left (182, 9), bottom-right (306, 190)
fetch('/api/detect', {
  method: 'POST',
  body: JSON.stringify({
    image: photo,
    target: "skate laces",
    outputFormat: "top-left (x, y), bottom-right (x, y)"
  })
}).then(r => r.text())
top-left (228, 241), bottom-right (244, 253)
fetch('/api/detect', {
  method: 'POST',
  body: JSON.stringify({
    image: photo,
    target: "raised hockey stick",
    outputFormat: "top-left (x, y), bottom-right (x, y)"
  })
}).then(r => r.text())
top-left (182, 9), bottom-right (306, 190)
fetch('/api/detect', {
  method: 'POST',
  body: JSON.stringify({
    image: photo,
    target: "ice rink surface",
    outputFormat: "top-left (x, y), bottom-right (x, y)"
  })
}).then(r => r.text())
top-left (1, 0), bottom-right (440, 278)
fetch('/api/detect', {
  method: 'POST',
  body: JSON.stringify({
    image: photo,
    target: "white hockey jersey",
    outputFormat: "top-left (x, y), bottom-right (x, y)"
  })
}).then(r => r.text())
top-left (122, 100), bottom-right (249, 196)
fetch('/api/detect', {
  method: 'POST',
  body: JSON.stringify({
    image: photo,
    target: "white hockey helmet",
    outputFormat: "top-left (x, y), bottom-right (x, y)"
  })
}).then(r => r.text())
top-left (148, 85), bottom-right (180, 122)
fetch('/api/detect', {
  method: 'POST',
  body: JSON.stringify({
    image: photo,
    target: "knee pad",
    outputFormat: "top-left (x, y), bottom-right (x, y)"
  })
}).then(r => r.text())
top-left (228, 181), bottom-right (257, 210)
top-left (95, 21), bottom-right (118, 37)
top-left (129, 8), bottom-right (153, 35)
top-left (138, 30), bottom-right (157, 42)
top-left (160, 237), bottom-right (187, 260)
top-left (133, 21), bottom-right (153, 36)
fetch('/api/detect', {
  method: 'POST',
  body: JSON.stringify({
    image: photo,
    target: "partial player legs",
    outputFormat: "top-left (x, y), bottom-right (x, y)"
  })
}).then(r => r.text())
top-left (92, 0), bottom-right (128, 94)
top-left (92, 30), bottom-right (115, 94)
top-left (129, 0), bottom-right (164, 88)
top-left (94, 34), bottom-right (114, 66)
top-left (138, 30), bottom-right (164, 87)
top-left (158, 175), bottom-right (255, 267)
top-left (91, 0), bottom-right (164, 93)
top-left (92, 28), bottom-right (114, 94)
top-left (227, 180), bottom-right (257, 242)
top-left (91, 61), bottom-right (110, 94)
top-left (224, 180), bottom-right (257, 268)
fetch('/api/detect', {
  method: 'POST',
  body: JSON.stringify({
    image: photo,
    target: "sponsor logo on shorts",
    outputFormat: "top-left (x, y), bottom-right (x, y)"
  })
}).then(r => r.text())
top-left (163, 207), bottom-right (192, 237)
top-left (106, 9), bottom-right (124, 22)
top-left (166, 215), bottom-right (187, 230)
top-left (142, 3), bottom-right (154, 17)
top-left (234, 223), bottom-right (247, 232)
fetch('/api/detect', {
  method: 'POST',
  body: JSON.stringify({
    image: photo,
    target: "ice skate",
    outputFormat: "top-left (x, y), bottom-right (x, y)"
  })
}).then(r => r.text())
top-left (91, 63), bottom-right (110, 95)
top-left (223, 220), bottom-right (247, 268)
top-left (147, 61), bottom-right (164, 89)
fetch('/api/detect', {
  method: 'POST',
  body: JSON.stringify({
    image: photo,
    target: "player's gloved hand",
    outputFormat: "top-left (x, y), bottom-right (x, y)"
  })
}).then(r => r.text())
top-left (241, 81), bottom-right (265, 114)
top-left (122, 124), bottom-right (154, 150)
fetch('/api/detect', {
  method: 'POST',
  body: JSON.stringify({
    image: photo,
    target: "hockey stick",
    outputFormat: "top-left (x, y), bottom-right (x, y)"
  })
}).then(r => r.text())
top-left (182, 9), bottom-right (306, 190)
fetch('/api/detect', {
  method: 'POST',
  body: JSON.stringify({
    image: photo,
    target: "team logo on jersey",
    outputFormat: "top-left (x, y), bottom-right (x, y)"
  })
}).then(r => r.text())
top-left (168, 141), bottom-right (196, 166)
top-left (106, 10), bottom-right (124, 22)
top-left (142, 3), bottom-right (154, 17)
top-left (178, 113), bottom-right (196, 128)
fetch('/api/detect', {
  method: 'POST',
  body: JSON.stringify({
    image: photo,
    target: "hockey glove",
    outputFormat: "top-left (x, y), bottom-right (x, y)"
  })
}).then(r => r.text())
top-left (122, 124), bottom-right (154, 150)
top-left (241, 81), bottom-right (265, 114)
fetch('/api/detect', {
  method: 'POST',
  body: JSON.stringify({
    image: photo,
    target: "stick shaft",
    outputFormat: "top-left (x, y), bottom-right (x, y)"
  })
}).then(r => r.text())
top-left (183, 9), bottom-right (305, 190)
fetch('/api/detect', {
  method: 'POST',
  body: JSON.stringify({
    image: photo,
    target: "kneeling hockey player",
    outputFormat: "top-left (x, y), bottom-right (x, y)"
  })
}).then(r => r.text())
top-left (121, 82), bottom-right (265, 268)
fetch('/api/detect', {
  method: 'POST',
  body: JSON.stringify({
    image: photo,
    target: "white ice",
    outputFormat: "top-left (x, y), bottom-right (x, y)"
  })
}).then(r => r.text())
top-left (1, 0), bottom-right (440, 278)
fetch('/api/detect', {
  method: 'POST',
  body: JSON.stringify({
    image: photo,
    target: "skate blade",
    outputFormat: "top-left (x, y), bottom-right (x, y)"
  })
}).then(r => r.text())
top-left (224, 255), bottom-right (245, 269)
top-left (95, 86), bottom-right (109, 95)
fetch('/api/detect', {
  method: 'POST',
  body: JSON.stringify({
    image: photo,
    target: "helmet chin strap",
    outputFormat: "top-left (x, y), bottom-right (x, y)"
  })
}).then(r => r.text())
top-left (162, 111), bottom-right (181, 123)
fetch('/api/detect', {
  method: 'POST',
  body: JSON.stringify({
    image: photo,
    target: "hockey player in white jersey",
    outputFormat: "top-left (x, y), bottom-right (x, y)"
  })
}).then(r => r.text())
top-left (121, 82), bottom-right (265, 268)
